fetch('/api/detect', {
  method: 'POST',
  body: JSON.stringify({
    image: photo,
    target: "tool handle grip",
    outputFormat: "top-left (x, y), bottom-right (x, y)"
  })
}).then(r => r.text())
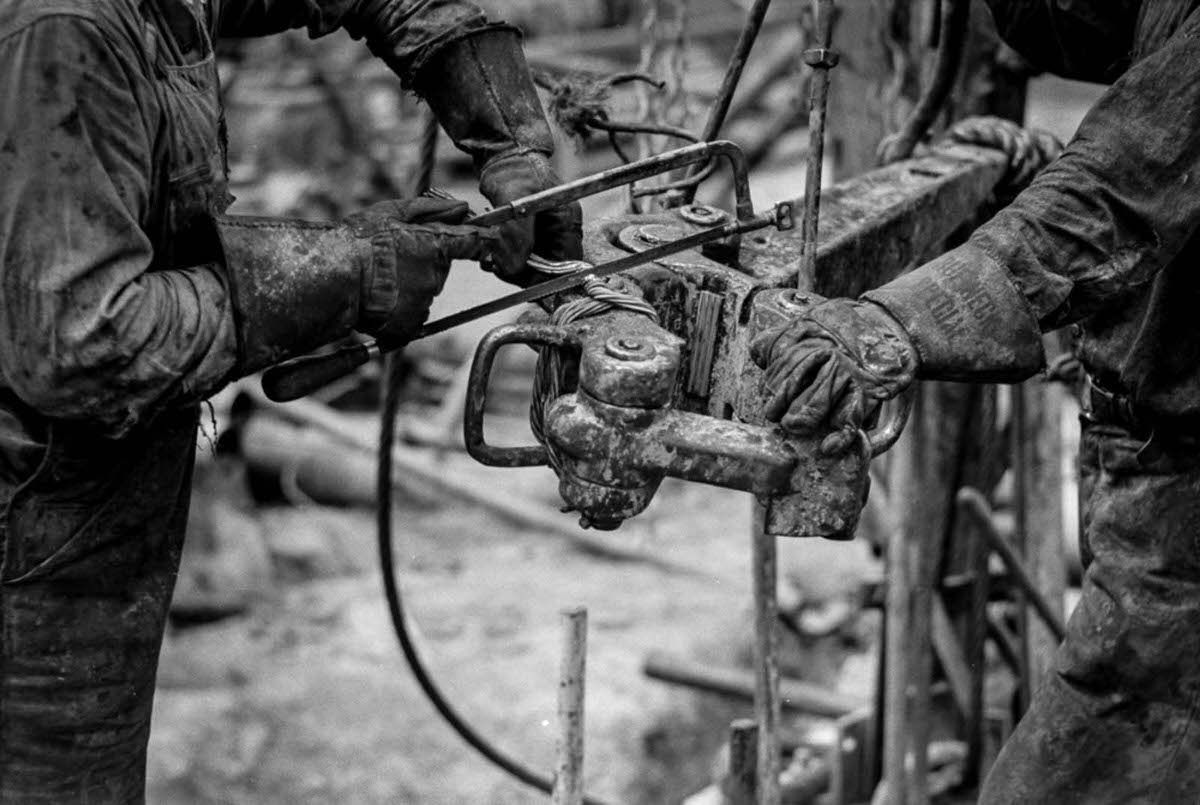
top-left (866, 389), bottom-right (913, 457)
top-left (261, 343), bottom-right (375, 402)
top-left (465, 323), bottom-right (580, 467)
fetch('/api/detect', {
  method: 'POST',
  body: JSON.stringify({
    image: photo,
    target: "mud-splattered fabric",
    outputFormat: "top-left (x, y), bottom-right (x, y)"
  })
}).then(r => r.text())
top-left (980, 422), bottom-right (1200, 803)
top-left (214, 0), bottom-right (500, 87)
top-left (965, 3), bottom-right (1200, 801)
top-left (0, 0), bottom-right (495, 802)
top-left (971, 1), bottom-right (1200, 420)
top-left (0, 3), bottom-right (233, 801)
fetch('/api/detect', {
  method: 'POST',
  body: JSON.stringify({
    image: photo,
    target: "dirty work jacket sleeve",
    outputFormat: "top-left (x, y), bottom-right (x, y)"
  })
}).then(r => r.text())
top-left (215, 0), bottom-right (495, 85)
top-left (0, 17), bottom-right (239, 437)
top-left (967, 7), bottom-right (1200, 332)
top-left (982, 0), bottom-right (1140, 82)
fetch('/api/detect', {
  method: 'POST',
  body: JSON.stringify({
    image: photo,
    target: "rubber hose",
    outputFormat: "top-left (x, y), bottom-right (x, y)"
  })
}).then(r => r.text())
top-left (376, 127), bottom-right (611, 802)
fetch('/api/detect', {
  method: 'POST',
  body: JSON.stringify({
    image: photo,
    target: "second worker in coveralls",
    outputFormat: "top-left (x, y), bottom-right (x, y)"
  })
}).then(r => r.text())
top-left (0, 0), bottom-right (580, 801)
top-left (752, 1), bottom-right (1200, 802)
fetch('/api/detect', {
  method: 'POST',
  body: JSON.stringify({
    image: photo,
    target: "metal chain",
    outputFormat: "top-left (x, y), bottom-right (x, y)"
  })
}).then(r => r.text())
top-left (633, 0), bottom-right (692, 210)
top-left (875, 0), bottom-right (916, 138)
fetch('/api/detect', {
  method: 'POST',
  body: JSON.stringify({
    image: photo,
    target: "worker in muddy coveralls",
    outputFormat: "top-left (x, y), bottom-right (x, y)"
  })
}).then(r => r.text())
top-left (0, 0), bottom-right (580, 801)
top-left (752, 2), bottom-right (1200, 802)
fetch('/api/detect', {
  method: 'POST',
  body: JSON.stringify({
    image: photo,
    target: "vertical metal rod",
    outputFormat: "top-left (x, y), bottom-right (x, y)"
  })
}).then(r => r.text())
top-left (679, 0), bottom-right (776, 204)
top-left (799, 0), bottom-right (838, 288)
top-left (905, 527), bottom-right (933, 805)
top-left (1010, 386), bottom-right (1032, 715)
top-left (552, 607), bottom-right (588, 805)
top-left (728, 718), bottom-right (760, 805)
top-left (1024, 380), bottom-right (1067, 688)
top-left (752, 504), bottom-right (782, 805)
top-left (963, 489), bottom-right (991, 788)
top-left (898, 387), bottom-right (934, 805)
top-left (872, 602), bottom-right (888, 789)
top-left (882, 416), bottom-right (916, 805)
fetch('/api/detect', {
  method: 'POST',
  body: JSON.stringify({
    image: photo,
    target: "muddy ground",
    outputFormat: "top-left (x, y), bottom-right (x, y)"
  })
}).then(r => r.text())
top-left (148, 436), bottom-right (883, 804)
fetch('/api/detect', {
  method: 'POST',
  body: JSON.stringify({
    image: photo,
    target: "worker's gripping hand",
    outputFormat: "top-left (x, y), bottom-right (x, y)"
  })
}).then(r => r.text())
top-left (479, 150), bottom-right (584, 286)
top-left (344, 197), bottom-right (500, 342)
top-left (750, 299), bottom-right (918, 454)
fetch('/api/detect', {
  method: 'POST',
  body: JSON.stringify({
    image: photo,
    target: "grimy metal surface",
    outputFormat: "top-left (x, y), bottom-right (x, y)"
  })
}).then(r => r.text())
top-left (259, 140), bottom-right (767, 403)
top-left (466, 305), bottom-right (874, 537)
top-left (799, 0), bottom-right (838, 288)
top-left (464, 141), bottom-right (1009, 536)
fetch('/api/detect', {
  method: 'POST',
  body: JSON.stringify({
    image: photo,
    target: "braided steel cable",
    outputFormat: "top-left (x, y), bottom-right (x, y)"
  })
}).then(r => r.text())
top-left (524, 258), bottom-right (660, 482)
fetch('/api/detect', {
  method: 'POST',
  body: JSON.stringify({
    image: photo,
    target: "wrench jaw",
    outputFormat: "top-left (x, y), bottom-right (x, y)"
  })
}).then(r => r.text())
top-left (461, 141), bottom-right (1017, 541)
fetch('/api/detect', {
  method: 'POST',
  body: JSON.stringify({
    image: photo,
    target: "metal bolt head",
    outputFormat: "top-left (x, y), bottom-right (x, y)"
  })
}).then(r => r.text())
top-left (634, 224), bottom-right (684, 245)
top-left (776, 289), bottom-right (814, 312)
top-left (580, 514), bottom-right (622, 531)
top-left (605, 336), bottom-right (653, 361)
top-left (678, 204), bottom-right (729, 226)
top-left (617, 223), bottom-right (688, 254)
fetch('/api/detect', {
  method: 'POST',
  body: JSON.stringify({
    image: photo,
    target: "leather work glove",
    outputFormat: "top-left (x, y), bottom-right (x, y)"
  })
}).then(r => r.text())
top-left (751, 299), bottom-right (918, 454)
top-left (410, 29), bottom-right (583, 287)
top-left (479, 150), bottom-right (584, 285)
top-left (343, 196), bottom-right (500, 341)
top-left (215, 196), bottom-right (500, 375)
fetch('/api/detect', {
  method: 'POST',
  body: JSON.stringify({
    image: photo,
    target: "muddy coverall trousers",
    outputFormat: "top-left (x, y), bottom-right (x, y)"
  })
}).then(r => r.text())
top-left (0, 2), bottom-right (229, 800)
top-left (980, 418), bottom-right (1200, 803)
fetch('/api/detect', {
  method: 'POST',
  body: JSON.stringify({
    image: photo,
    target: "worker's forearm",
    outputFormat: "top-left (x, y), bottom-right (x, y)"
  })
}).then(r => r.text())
top-left (7, 265), bottom-right (242, 435)
top-left (217, 0), bottom-right (497, 85)
top-left (862, 244), bottom-right (1045, 383)
top-left (968, 7), bottom-right (1200, 332)
top-left (0, 16), bottom-right (244, 435)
